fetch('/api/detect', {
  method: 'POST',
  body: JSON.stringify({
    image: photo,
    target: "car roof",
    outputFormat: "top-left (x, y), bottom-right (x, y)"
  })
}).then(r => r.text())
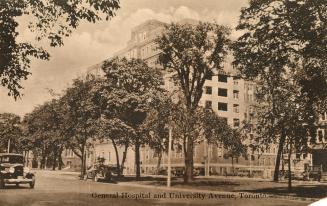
top-left (0, 153), bottom-right (23, 157)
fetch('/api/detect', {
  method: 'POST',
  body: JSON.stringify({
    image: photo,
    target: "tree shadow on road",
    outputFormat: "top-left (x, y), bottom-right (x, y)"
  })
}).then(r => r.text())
top-left (237, 184), bottom-right (327, 199)
top-left (1, 185), bottom-right (31, 190)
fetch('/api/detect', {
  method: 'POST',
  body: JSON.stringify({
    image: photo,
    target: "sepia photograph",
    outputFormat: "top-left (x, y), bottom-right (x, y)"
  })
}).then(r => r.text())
top-left (0, 0), bottom-right (327, 205)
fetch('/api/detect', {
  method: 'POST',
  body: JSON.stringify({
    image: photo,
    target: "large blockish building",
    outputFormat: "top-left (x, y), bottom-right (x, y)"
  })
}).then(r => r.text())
top-left (79, 19), bottom-right (327, 178)
top-left (83, 19), bottom-right (283, 178)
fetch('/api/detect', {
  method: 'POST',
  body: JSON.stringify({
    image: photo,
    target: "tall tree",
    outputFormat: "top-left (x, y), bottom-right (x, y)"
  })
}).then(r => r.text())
top-left (61, 75), bottom-right (102, 178)
top-left (24, 99), bottom-right (66, 170)
top-left (156, 22), bottom-right (231, 182)
top-left (0, 0), bottom-right (120, 98)
top-left (100, 57), bottom-right (164, 180)
top-left (0, 113), bottom-right (22, 153)
top-left (97, 116), bottom-right (134, 176)
top-left (233, 0), bottom-right (327, 184)
top-left (142, 93), bottom-right (172, 174)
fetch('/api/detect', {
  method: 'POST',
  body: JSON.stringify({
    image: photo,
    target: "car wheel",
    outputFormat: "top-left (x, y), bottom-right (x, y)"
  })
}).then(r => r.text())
top-left (105, 171), bottom-right (112, 182)
top-left (29, 176), bottom-right (35, 189)
top-left (94, 174), bottom-right (99, 182)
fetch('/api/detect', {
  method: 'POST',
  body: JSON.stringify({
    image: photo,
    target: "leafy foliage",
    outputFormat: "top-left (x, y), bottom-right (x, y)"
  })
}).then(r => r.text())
top-left (156, 21), bottom-right (231, 182)
top-left (0, 0), bottom-right (120, 98)
top-left (0, 113), bottom-right (22, 153)
top-left (23, 99), bottom-right (66, 169)
top-left (233, 0), bottom-right (327, 185)
top-left (157, 22), bottom-right (231, 111)
top-left (100, 57), bottom-right (164, 179)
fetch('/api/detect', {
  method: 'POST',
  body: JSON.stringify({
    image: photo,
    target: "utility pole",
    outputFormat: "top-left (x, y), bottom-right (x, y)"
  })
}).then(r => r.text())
top-left (249, 139), bottom-right (252, 177)
top-left (204, 139), bottom-right (210, 177)
top-left (167, 126), bottom-right (172, 187)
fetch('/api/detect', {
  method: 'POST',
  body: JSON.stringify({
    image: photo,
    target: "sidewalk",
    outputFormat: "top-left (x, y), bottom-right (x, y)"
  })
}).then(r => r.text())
top-left (32, 169), bottom-right (80, 179)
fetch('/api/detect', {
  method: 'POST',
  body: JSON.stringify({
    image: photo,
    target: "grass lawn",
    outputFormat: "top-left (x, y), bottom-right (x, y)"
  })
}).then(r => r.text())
top-left (116, 176), bottom-right (327, 199)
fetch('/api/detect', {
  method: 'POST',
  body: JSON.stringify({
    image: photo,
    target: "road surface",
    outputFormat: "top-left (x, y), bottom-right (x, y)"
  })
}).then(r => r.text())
top-left (0, 171), bottom-right (313, 206)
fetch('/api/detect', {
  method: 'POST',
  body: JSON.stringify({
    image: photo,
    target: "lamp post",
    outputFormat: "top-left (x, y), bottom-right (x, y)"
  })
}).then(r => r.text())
top-left (167, 126), bottom-right (172, 187)
top-left (7, 138), bottom-right (10, 153)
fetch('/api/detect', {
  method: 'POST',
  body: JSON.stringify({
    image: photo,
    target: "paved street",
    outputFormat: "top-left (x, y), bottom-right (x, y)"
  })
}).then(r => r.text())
top-left (0, 171), bottom-right (314, 206)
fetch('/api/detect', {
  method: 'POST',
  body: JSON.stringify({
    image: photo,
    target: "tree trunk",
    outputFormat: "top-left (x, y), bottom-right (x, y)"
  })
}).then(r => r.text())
top-left (184, 135), bottom-right (194, 183)
top-left (231, 156), bottom-right (234, 174)
top-left (156, 151), bottom-right (162, 175)
top-left (41, 150), bottom-right (46, 169)
top-left (273, 129), bottom-right (286, 182)
top-left (40, 157), bottom-right (44, 169)
top-left (24, 151), bottom-right (28, 167)
top-left (288, 139), bottom-right (292, 191)
top-left (45, 157), bottom-right (48, 169)
top-left (52, 147), bottom-right (57, 171)
top-left (135, 137), bottom-right (141, 181)
top-left (83, 151), bottom-right (87, 176)
top-left (58, 147), bottom-right (63, 170)
top-left (111, 138), bottom-right (121, 176)
top-left (80, 144), bottom-right (85, 179)
top-left (120, 143), bottom-right (128, 175)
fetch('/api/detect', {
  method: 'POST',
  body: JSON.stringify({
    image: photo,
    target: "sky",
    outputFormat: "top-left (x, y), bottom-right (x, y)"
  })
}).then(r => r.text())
top-left (0, 0), bottom-right (248, 117)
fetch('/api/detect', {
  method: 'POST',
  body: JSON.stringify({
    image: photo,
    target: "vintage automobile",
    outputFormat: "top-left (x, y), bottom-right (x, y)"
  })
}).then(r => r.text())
top-left (303, 165), bottom-right (322, 181)
top-left (237, 169), bottom-right (254, 177)
top-left (84, 163), bottom-right (114, 182)
top-left (0, 153), bottom-right (35, 189)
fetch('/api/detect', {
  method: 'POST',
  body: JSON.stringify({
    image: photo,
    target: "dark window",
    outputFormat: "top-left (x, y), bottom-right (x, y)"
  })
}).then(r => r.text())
top-left (249, 106), bottom-right (254, 114)
top-left (218, 75), bottom-right (228, 82)
top-left (0, 155), bottom-right (23, 164)
top-left (205, 73), bottom-right (212, 80)
top-left (296, 153), bottom-right (301, 159)
top-left (205, 86), bottom-right (212, 94)
top-left (233, 118), bottom-right (240, 128)
top-left (251, 155), bottom-right (255, 161)
top-left (221, 117), bottom-right (228, 123)
top-left (218, 88), bottom-right (228, 97)
top-left (244, 155), bottom-right (248, 160)
top-left (318, 130), bottom-right (323, 142)
top-left (233, 90), bottom-right (239, 99)
top-left (205, 101), bottom-right (212, 109)
top-left (218, 102), bottom-right (228, 111)
top-left (233, 104), bottom-right (239, 113)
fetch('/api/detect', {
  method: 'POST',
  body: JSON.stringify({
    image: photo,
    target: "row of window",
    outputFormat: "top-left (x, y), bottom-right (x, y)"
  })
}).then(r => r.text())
top-left (205, 87), bottom-right (240, 98)
top-left (206, 74), bottom-right (228, 82)
top-left (205, 87), bottom-right (254, 102)
top-left (65, 149), bottom-right (75, 157)
top-left (317, 129), bottom-right (327, 142)
top-left (141, 43), bottom-right (157, 58)
top-left (205, 101), bottom-right (240, 113)
top-left (205, 74), bottom-right (240, 85)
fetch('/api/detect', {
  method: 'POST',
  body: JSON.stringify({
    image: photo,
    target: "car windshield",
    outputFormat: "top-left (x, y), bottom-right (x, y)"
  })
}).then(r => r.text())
top-left (0, 155), bottom-right (24, 164)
